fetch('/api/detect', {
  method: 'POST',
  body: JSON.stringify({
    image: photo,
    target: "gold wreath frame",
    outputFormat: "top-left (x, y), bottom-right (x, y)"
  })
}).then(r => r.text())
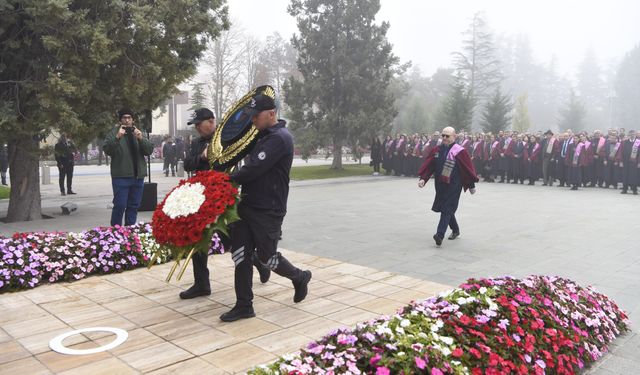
top-left (207, 85), bottom-right (276, 168)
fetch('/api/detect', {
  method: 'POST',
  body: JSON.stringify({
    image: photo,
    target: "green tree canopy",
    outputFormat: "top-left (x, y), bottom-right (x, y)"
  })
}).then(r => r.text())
top-left (439, 73), bottom-right (473, 133)
top-left (558, 89), bottom-right (587, 132)
top-left (481, 87), bottom-right (512, 134)
top-left (0, 0), bottom-right (229, 222)
top-left (285, 0), bottom-right (404, 169)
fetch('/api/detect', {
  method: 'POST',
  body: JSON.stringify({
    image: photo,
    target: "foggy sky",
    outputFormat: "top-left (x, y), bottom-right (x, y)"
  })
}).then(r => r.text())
top-left (228, 0), bottom-right (640, 79)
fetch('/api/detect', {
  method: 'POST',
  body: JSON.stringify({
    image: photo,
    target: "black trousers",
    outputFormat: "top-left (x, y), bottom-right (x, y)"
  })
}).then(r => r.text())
top-left (437, 212), bottom-right (459, 237)
top-left (230, 205), bottom-right (303, 308)
top-left (58, 162), bottom-right (74, 192)
top-left (190, 232), bottom-right (265, 290)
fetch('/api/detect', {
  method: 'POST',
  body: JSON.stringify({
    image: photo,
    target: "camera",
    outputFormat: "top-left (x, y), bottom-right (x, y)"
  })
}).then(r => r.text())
top-left (124, 126), bottom-right (135, 134)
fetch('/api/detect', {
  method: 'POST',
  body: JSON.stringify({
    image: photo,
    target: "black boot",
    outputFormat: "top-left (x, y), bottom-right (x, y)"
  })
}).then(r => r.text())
top-left (220, 305), bottom-right (255, 322)
top-left (179, 284), bottom-right (211, 299)
top-left (293, 270), bottom-right (312, 303)
top-left (253, 255), bottom-right (271, 284)
top-left (448, 232), bottom-right (460, 240)
top-left (433, 234), bottom-right (443, 246)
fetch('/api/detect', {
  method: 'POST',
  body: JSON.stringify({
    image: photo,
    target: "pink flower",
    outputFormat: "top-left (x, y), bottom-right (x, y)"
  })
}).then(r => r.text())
top-left (431, 368), bottom-right (444, 375)
top-left (370, 353), bottom-right (381, 366)
top-left (415, 357), bottom-right (426, 369)
top-left (376, 367), bottom-right (390, 375)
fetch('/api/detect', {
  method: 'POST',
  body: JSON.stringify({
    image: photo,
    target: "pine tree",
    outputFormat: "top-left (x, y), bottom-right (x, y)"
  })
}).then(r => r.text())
top-left (441, 73), bottom-right (473, 133)
top-left (189, 83), bottom-right (208, 111)
top-left (512, 94), bottom-right (531, 133)
top-left (285, 0), bottom-right (403, 169)
top-left (558, 90), bottom-right (587, 132)
top-left (481, 87), bottom-right (512, 134)
top-left (0, 0), bottom-right (228, 222)
top-left (452, 11), bottom-right (503, 123)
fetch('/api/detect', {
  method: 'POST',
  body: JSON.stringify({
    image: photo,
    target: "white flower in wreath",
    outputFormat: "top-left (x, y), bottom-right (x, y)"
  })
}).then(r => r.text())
top-left (162, 182), bottom-right (207, 219)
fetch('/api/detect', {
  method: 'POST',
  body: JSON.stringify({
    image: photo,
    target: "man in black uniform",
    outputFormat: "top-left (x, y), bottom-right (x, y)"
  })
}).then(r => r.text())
top-left (55, 133), bottom-right (77, 195)
top-left (180, 107), bottom-right (270, 299)
top-left (220, 95), bottom-right (312, 322)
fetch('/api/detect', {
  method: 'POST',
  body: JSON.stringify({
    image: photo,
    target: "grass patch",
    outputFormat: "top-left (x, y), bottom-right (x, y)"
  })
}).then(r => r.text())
top-left (0, 185), bottom-right (9, 200)
top-left (290, 163), bottom-right (373, 180)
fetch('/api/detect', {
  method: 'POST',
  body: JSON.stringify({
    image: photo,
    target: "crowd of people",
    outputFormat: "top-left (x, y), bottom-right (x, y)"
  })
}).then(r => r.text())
top-left (372, 128), bottom-right (640, 194)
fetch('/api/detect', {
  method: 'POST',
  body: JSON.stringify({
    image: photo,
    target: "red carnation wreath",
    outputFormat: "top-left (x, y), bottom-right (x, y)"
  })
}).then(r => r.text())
top-left (149, 170), bottom-right (239, 281)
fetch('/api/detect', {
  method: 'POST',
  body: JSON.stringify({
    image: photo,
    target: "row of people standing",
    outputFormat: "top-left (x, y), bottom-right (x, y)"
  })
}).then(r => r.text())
top-left (372, 128), bottom-right (640, 194)
top-left (373, 133), bottom-right (445, 177)
top-left (478, 129), bottom-right (640, 193)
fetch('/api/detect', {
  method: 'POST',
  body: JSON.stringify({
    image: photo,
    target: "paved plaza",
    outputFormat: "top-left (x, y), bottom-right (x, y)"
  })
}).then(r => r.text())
top-left (0, 164), bottom-right (638, 373)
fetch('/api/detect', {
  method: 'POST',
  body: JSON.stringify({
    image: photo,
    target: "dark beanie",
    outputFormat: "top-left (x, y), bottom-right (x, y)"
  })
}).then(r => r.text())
top-left (118, 108), bottom-right (135, 120)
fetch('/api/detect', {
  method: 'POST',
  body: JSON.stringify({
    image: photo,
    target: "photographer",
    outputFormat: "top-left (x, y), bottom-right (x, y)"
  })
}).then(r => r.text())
top-left (103, 108), bottom-right (154, 226)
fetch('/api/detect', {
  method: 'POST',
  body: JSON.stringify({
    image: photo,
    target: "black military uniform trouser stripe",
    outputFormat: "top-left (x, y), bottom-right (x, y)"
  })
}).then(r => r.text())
top-left (190, 232), bottom-right (264, 291)
top-left (230, 204), bottom-right (303, 308)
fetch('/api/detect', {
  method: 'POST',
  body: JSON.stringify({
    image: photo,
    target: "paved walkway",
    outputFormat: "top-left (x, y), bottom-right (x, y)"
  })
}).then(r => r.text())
top-left (0, 250), bottom-right (448, 374)
top-left (1, 168), bottom-right (638, 373)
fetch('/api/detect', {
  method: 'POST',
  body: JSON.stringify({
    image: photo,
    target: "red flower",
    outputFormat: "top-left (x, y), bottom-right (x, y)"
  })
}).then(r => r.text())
top-left (151, 171), bottom-right (238, 249)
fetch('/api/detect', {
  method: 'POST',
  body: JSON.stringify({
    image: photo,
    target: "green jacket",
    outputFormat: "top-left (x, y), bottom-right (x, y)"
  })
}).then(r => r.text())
top-left (103, 125), bottom-right (154, 178)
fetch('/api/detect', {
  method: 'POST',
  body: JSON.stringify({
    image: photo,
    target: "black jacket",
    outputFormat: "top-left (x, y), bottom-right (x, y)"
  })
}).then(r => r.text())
top-left (231, 120), bottom-right (293, 216)
top-left (184, 135), bottom-right (212, 172)
top-left (55, 139), bottom-right (77, 166)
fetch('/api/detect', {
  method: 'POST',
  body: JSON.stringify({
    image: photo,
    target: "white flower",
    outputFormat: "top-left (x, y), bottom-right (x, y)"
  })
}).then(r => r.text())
top-left (400, 319), bottom-right (411, 327)
top-left (440, 336), bottom-right (454, 346)
top-left (479, 287), bottom-right (487, 294)
top-left (162, 183), bottom-right (206, 219)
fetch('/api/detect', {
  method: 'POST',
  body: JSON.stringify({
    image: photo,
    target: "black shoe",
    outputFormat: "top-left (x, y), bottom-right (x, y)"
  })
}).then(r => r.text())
top-left (448, 232), bottom-right (460, 240)
top-left (621, 190), bottom-right (628, 194)
top-left (570, 186), bottom-right (578, 191)
top-left (67, 191), bottom-right (76, 195)
top-left (61, 191), bottom-right (66, 196)
top-left (293, 270), bottom-right (312, 303)
top-left (179, 285), bottom-right (211, 299)
top-left (433, 234), bottom-right (443, 246)
top-left (258, 265), bottom-right (271, 284)
top-left (542, 183), bottom-right (547, 186)
top-left (220, 305), bottom-right (255, 322)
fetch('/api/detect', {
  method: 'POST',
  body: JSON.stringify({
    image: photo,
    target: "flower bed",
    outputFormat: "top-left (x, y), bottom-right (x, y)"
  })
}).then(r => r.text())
top-left (250, 275), bottom-right (629, 375)
top-left (0, 223), bottom-right (223, 293)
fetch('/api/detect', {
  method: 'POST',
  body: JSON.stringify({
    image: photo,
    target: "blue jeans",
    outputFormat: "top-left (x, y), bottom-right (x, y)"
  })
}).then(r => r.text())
top-left (436, 212), bottom-right (459, 238)
top-left (111, 178), bottom-right (145, 226)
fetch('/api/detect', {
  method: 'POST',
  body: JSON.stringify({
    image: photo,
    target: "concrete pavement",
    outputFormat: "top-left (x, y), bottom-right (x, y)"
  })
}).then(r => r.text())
top-left (1, 165), bottom-right (638, 374)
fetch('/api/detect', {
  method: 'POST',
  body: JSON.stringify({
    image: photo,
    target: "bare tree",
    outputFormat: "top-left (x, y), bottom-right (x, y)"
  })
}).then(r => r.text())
top-left (203, 25), bottom-right (245, 119)
top-left (242, 35), bottom-right (262, 92)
